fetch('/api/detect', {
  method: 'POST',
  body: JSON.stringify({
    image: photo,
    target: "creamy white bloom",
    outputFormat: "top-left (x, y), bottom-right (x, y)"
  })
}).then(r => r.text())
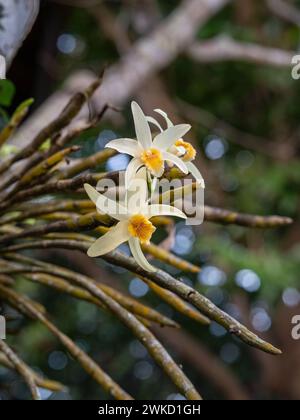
top-left (84, 179), bottom-right (187, 272)
top-left (105, 102), bottom-right (191, 186)
top-left (147, 109), bottom-right (205, 188)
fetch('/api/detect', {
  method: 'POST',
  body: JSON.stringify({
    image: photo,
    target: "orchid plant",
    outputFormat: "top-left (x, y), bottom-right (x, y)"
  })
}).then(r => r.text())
top-left (85, 102), bottom-right (205, 271)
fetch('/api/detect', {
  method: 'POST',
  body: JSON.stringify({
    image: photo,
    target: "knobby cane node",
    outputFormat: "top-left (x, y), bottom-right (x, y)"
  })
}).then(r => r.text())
top-left (98, 404), bottom-right (201, 416)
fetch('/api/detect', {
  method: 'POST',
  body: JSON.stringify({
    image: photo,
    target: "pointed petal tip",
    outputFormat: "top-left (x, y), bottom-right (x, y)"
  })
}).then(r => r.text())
top-left (179, 123), bottom-right (191, 130)
top-left (84, 183), bottom-right (92, 192)
top-left (174, 209), bottom-right (187, 219)
top-left (154, 108), bottom-right (167, 116)
top-left (131, 101), bottom-right (145, 118)
top-left (84, 183), bottom-right (96, 196)
top-left (138, 258), bottom-right (157, 273)
top-left (105, 139), bottom-right (117, 149)
top-left (131, 101), bottom-right (139, 111)
top-left (129, 238), bottom-right (157, 272)
top-left (145, 265), bottom-right (157, 273)
top-left (87, 248), bottom-right (97, 258)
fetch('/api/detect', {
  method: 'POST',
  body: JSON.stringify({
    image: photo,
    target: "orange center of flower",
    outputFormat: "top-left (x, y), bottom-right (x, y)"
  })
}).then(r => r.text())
top-left (175, 139), bottom-right (196, 162)
top-left (140, 148), bottom-right (164, 174)
top-left (128, 214), bottom-right (156, 244)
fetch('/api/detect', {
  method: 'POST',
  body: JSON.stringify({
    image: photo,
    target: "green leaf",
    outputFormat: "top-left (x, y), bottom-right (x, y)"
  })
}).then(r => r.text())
top-left (0, 79), bottom-right (16, 106)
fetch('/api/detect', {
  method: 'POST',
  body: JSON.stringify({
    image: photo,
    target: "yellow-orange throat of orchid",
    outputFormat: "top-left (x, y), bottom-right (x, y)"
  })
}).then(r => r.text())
top-left (175, 139), bottom-right (196, 162)
top-left (128, 214), bottom-right (156, 244)
top-left (140, 148), bottom-right (164, 174)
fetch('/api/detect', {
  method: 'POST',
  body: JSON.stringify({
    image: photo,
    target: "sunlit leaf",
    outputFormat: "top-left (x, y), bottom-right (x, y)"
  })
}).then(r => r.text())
top-left (0, 79), bottom-right (15, 106)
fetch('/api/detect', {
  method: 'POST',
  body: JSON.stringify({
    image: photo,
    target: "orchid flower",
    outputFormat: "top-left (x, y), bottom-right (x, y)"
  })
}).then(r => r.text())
top-left (147, 109), bottom-right (205, 188)
top-left (105, 102), bottom-right (191, 186)
top-left (84, 178), bottom-right (187, 272)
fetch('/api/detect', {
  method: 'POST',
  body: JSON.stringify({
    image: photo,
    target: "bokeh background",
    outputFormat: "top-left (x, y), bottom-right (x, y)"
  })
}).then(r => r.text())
top-left (1, 0), bottom-right (300, 400)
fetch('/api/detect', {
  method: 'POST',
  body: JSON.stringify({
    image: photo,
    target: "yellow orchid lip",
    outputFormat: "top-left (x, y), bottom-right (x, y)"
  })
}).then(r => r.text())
top-left (128, 214), bottom-right (156, 244)
top-left (175, 139), bottom-right (196, 162)
top-left (140, 148), bottom-right (164, 174)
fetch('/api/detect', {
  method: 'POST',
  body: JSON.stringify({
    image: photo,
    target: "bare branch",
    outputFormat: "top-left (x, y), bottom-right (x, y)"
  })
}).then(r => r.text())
top-left (188, 35), bottom-right (295, 67)
top-left (12, 0), bottom-right (231, 145)
top-left (266, 0), bottom-right (300, 26)
top-left (204, 206), bottom-right (293, 228)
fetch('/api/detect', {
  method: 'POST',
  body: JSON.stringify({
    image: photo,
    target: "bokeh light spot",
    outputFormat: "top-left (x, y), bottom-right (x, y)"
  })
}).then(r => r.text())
top-left (235, 269), bottom-right (261, 293)
top-left (129, 278), bottom-right (149, 297)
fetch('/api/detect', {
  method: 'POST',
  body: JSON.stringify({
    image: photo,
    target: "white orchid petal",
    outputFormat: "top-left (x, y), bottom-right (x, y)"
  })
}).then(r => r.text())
top-left (146, 116), bottom-right (163, 132)
top-left (150, 165), bottom-right (165, 179)
top-left (146, 204), bottom-right (187, 219)
top-left (131, 102), bottom-right (152, 150)
top-left (126, 167), bottom-right (149, 214)
top-left (162, 151), bottom-right (188, 174)
top-left (125, 158), bottom-right (144, 189)
top-left (87, 221), bottom-right (130, 257)
top-left (129, 237), bottom-right (157, 272)
top-left (154, 109), bottom-right (174, 128)
top-left (84, 184), bottom-right (129, 221)
top-left (153, 124), bottom-right (191, 150)
top-left (186, 162), bottom-right (205, 188)
top-left (105, 138), bottom-right (139, 157)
